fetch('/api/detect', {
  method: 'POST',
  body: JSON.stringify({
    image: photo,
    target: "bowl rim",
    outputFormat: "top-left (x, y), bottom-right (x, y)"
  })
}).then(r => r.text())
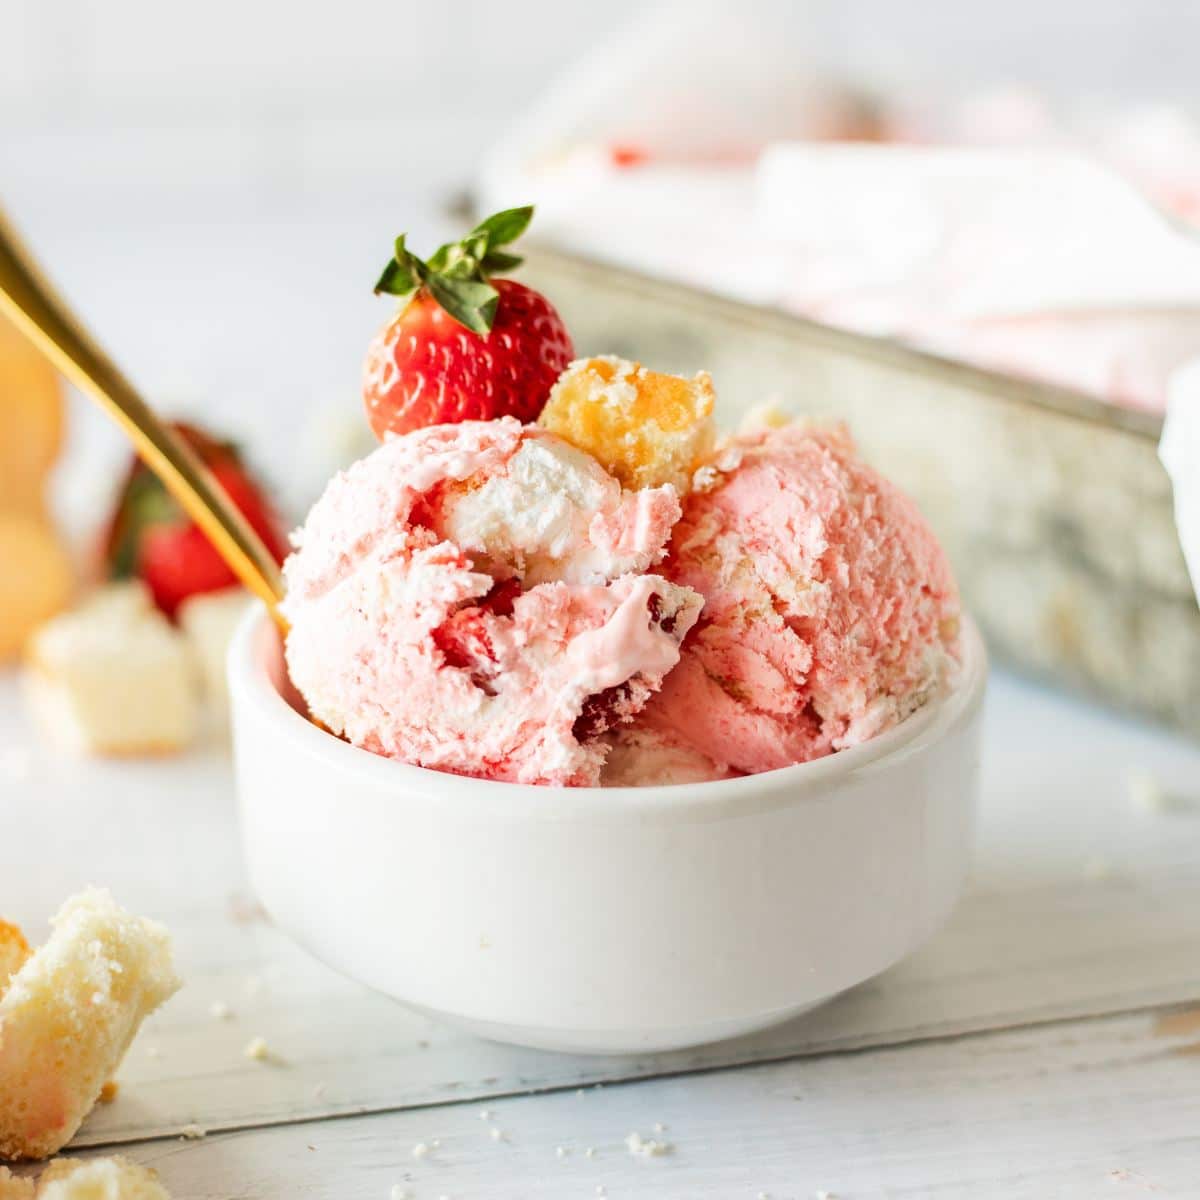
top-left (229, 604), bottom-right (987, 816)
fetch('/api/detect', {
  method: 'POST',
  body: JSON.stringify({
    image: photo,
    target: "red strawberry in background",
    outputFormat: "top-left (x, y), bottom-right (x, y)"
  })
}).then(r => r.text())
top-left (102, 423), bottom-right (289, 618)
top-left (363, 207), bottom-right (575, 440)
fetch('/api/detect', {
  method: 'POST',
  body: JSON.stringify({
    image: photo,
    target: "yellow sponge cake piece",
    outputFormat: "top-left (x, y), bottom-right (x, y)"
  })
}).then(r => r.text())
top-left (0, 890), bottom-right (181, 1161)
top-left (539, 356), bottom-right (716, 494)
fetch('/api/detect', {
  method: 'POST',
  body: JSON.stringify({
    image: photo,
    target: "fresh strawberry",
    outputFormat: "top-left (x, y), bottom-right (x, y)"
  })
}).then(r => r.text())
top-left (363, 206), bottom-right (574, 440)
top-left (102, 423), bottom-right (289, 618)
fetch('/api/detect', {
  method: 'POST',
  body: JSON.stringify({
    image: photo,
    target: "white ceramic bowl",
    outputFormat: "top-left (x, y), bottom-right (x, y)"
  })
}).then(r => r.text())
top-left (230, 608), bottom-right (986, 1055)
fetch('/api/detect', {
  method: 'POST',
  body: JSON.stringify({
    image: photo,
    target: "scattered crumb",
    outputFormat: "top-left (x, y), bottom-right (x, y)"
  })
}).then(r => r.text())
top-left (585, 1147), bottom-right (596, 1158)
top-left (596, 1188), bottom-right (607, 1197)
top-left (307, 1145), bottom-right (316, 1152)
top-left (555, 1146), bottom-right (568, 1159)
top-left (417, 1039), bottom-right (430, 1050)
top-left (1083, 855), bottom-right (1114, 881)
top-left (209, 1000), bottom-right (233, 1020)
top-left (243, 1036), bottom-right (270, 1061)
top-left (815, 1191), bottom-right (836, 1199)
top-left (653, 1122), bottom-right (667, 1133)
top-left (490, 1128), bottom-right (505, 1143)
top-left (390, 1188), bottom-right (409, 1200)
top-left (575, 1088), bottom-right (585, 1097)
top-left (625, 1131), bottom-right (673, 1157)
top-left (412, 1142), bottom-right (430, 1160)
top-left (431, 1139), bottom-right (441, 1150)
top-left (758, 1193), bottom-right (771, 1200)
top-left (179, 1124), bottom-right (206, 1140)
top-left (478, 1109), bottom-right (493, 1121)
top-left (98, 1081), bottom-right (119, 1104)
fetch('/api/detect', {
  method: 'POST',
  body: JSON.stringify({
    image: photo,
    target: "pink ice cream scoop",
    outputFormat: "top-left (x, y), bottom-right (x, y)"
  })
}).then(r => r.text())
top-left (282, 418), bottom-right (702, 786)
top-left (629, 423), bottom-right (960, 777)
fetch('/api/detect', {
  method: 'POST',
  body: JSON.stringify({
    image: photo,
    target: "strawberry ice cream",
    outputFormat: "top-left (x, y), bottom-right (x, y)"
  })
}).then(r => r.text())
top-left (282, 418), bottom-right (702, 786)
top-left (624, 423), bottom-right (961, 777)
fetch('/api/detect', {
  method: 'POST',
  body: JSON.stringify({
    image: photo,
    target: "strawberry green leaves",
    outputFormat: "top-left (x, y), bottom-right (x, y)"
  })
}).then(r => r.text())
top-left (373, 207), bottom-right (535, 335)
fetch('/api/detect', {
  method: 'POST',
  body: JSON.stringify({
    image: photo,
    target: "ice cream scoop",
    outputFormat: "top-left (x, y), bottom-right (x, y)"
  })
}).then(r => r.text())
top-left (282, 418), bottom-right (701, 786)
top-left (630, 422), bottom-right (960, 776)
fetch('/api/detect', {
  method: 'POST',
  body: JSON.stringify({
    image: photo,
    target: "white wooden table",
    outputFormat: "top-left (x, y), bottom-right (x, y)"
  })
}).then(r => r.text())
top-left (3, 661), bottom-right (1200, 1199)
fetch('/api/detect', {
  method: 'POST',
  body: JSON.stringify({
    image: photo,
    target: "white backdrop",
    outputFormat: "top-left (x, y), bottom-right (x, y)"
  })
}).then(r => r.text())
top-left (4, 0), bottom-right (1200, 524)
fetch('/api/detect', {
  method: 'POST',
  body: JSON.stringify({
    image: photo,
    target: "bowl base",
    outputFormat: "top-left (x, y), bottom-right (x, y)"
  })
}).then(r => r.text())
top-left (401, 996), bottom-right (834, 1056)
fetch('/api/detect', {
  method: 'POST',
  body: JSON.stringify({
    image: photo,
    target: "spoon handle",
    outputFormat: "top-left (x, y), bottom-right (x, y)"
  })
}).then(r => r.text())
top-left (0, 208), bottom-right (287, 624)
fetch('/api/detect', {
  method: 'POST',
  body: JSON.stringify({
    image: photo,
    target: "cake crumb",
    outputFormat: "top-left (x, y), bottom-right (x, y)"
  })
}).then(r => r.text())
top-left (179, 1124), bottom-right (206, 1140)
top-left (815, 1191), bottom-right (836, 1199)
top-left (625, 1130), bottom-right (673, 1157)
top-left (490, 1128), bottom-right (505, 1142)
top-left (390, 1188), bottom-right (409, 1200)
top-left (209, 1000), bottom-right (233, 1020)
top-left (555, 1145), bottom-right (568, 1159)
top-left (478, 1109), bottom-right (493, 1121)
top-left (411, 1142), bottom-right (430, 1160)
top-left (98, 1081), bottom-right (119, 1104)
top-left (585, 1147), bottom-right (596, 1158)
top-left (243, 1036), bottom-right (270, 1061)
top-left (596, 1187), bottom-right (607, 1197)
top-left (146, 1046), bottom-right (162, 1060)
top-left (653, 1122), bottom-right (667, 1133)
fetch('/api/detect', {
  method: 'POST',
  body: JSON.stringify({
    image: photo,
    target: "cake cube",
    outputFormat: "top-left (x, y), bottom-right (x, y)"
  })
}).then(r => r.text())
top-left (178, 587), bottom-right (251, 713)
top-left (24, 583), bottom-right (197, 756)
top-left (0, 922), bottom-right (30, 993)
top-left (0, 1167), bottom-right (33, 1199)
top-left (0, 889), bottom-right (181, 1161)
top-left (539, 356), bottom-right (716, 493)
top-left (34, 1156), bottom-right (171, 1199)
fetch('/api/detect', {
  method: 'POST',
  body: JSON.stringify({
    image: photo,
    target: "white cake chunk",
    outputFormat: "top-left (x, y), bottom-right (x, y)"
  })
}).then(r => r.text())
top-left (35, 1156), bottom-right (171, 1198)
top-left (24, 582), bottom-right (197, 756)
top-left (178, 587), bottom-right (251, 712)
top-left (0, 890), bottom-right (181, 1161)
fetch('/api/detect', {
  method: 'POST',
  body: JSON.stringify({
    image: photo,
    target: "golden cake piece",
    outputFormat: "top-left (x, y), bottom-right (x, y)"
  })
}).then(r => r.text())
top-left (0, 1166), bottom-right (34, 1200)
top-left (34, 1156), bottom-right (171, 1199)
top-left (0, 516), bottom-right (73, 664)
top-left (0, 923), bottom-right (31, 993)
top-left (0, 312), bottom-right (63, 521)
top-left (0, 889), bottom-right (181, 1162)
top-left (539, 356), bottom-right (716, 494)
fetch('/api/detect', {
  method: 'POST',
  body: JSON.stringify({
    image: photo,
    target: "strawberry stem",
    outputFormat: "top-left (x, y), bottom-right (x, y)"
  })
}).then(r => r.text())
top-left (373, 206), bottom-right (534, 335)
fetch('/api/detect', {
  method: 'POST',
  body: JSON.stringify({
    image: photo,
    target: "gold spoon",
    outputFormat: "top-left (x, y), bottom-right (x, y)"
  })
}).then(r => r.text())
top-left (0, 207), bottom-right (288, 633)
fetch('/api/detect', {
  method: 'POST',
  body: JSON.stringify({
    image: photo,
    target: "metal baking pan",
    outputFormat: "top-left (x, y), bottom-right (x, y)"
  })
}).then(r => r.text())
top-left (520, 245), bottom-right (1198, 735)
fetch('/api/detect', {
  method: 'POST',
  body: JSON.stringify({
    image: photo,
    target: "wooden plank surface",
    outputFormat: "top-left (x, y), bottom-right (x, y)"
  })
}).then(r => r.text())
top-left (14, 1007), bottom-right (1200, 1199)
top-left (3, 662), bottom-right (1199, 1150)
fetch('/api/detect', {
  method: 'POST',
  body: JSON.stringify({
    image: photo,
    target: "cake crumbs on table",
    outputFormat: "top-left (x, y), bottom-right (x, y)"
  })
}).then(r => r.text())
top-left (411, 1142), bottom-right (430, 1160)
top-left (478, 1108), bottom-right (493, 1121)
top-left (97, 1081), bottom-right (119, 1103)
top-left (179, 1124), bottom-right (206, 1140)
top-left (625, 1130), bottom-right (673, 1157)
top-left (490, 1128), bottom-right (505, 1142)
top-left (243, 1036), bottom-right (270, 1061)
top-left (389, 1187), bottom-right (409, 1200)
top-left (209, 1000), bottom-right (233, 1020)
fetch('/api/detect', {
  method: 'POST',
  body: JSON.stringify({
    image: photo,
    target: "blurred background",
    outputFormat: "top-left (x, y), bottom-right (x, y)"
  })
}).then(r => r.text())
top-left (6, 0), bottom-right (1200, 734)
